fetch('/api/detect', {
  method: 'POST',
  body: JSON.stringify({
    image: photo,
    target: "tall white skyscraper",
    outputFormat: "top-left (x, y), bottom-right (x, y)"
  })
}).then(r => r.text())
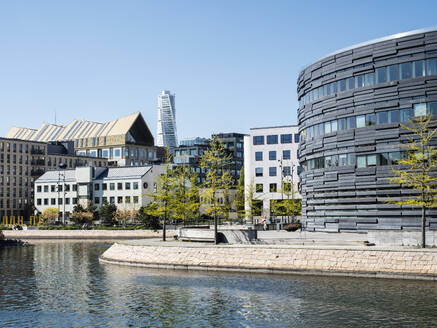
top-left (157, 90), bottom-right (178, 153)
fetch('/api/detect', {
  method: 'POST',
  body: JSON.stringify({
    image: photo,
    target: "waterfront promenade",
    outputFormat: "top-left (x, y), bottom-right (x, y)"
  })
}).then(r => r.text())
top-left (100, 238), bottom-right (437, 281)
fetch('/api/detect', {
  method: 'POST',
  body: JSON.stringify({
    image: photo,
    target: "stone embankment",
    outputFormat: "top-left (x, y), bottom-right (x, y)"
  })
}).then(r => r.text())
top-left (3, 229), bottom-right (178, 240)
top-left (100, 241), bottom-right (437, 280)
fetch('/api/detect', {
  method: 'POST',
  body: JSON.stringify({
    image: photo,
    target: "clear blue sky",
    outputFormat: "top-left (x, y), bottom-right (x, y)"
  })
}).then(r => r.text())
top-left (1, 0), bottom-right (437, 140)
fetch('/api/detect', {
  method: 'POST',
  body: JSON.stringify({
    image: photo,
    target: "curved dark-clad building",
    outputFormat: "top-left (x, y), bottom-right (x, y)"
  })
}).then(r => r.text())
top-left (297, 28), bottom-right (437, 232)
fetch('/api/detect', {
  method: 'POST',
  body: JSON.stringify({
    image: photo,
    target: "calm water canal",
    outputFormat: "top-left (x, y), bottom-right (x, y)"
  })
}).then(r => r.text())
top-left (0, 241), bottom-right (437, 328)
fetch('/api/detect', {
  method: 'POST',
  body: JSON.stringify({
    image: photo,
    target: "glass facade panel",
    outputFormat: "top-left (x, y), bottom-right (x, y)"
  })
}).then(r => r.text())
top-left (356, 115), bottom-right (366, 128)
top-left (414, 103), bottom-right (427, 117)
top-left (400, 108), bottom-right (413, 122)
top-left (389, 110), bottom-right (400, 123)
top-left (413, 60), bottom-right (425, 77)
top-left (367, 154), bottom-right (376, 166)
top-left (338, 79), bottom-right (346, 92)
top-left (356, 156), bottom-right (366, 168)
top-left (339, 154), bottom-right (347, 166)
top-left (331, 120), bottom-right (337, 132)
top-left (426, 58), bottom-right (437, 76)
top-left (347, 116), bottom-right (356, 129)
top-left (376, 67), bottom-right (387, 83)
top-left (355, 75), bottom-right (364, 88)
top-left (376, 111), bottom-right (388, 125)
top-left (388, 64), bottom-right (399, 81)
top-left (364, 73), bottom-right (374, 86)
top-left (400, 62), bottom-right (412, 80)
top-left (338, 118), bottom-right (346, 130)
top-left (366, 113), bottom-right (376, 126)
top-left (429, 102), bottom-right (437, 115)
top-left (324, 122), bottom-right (331, 134)
top-left (346, 77), bottom-right (354, 90)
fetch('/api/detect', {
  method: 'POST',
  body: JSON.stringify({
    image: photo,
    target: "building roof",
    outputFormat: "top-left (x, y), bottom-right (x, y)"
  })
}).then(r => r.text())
top-left (36, 165), bottom-right (154, 183)
top-left (95, 166), bottom-right (153, 180)
top-left (5, 112), bottom-right (150, 143)
top-left (301, 26), bottom-right (437, 72)
top-left (250, 125), bottom-right (298, 131)
top-left (36, 170), bottom-right (77, 183)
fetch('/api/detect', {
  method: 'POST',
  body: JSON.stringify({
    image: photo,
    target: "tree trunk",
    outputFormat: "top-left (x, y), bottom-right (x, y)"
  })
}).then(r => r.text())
top-left (214, 214), bottom-right (218, 245)
top-left (421, 206), bottom-right (426, 248)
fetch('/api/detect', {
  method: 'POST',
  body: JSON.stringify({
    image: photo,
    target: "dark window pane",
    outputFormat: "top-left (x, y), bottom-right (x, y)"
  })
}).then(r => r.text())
top-left (331, 82), bottom-right (337, 94)
top-left (294, 133), bottom-right (300, 143)
top-left (347, 116), bottom-right (356, 129)
top-left (364, 72), bottom-right (374, 86)
top-left (426, 58), bottom-right (437, 76)
top-left (376, 67), bottom-right (387, 83)
top-left (376, 111), bottom-right (388, 125)
top-left (379, 153), bottom-right (389, 165)
top-left (338, 118), bottom-right (347, 130)
top-left (324, 84), bottom-right (330, 96)
top-left (366, 113), bottom-right (376, 126)
top-left (266, 135), bottom-right (278, 144)
top-left (346, 77), bottom-right (354, 90)
top-left (429, 102), bottom-right (437, 116)
top-left (355, 75), bottom-right (364, 88)
top-left (389, 110), bottom-right (400, 123)
top-left (389, 152), bottom-right (401, 165)
top-left (400, 108), bottom-right (413, 122)
top-left (400, 62), bottom-right (412, 79)
top-left (388, 64), bottom-right (399, 81)
top-left (253, 136), bottom-right (264, 145)
top-left (280, 134), bottom-right (292, 143)
top-left (413, 60), bottom-right (425, 78)
top-left (269, 151), bottom-right (276, 160)
top-left (338, 79), bottom-right (346, 92)
top-left (255, 152), bottom-right (263, 161)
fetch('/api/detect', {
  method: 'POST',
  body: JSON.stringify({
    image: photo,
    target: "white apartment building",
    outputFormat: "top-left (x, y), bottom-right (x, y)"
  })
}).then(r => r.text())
top-left (244, 126), bottom-right (300, 222)
top-left (34, 165), bottom-right (165, 221)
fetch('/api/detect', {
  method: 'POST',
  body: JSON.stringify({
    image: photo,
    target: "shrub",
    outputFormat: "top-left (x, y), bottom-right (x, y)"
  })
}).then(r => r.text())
top-left (283, 223), bottom-right (301, 232)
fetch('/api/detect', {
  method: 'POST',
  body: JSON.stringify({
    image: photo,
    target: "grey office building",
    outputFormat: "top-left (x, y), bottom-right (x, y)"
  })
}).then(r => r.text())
top-left (298, 27), bottom-right (437, 231)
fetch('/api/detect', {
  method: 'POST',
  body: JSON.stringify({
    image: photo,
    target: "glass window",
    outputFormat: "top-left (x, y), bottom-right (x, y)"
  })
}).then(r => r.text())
top-left (426, 58), bottom-right (437, 76)
top-left (400, 108), bottom-right (413, 122)
top-left (117, 196), bottom-right (123, 204)
top-left (282, 150), bottom-right (291, 160)
top-left (324, 121), bottom-right (331, 134)
top-left (367, 154), bottom-right (376, 166)
top-left (355, 75), bottom-right (364, 88)
top-left (376, 67), bottom-right (387, 84)
top-left (133, 196), bottom-right (139, 204)
top-left (338, 79), bottom-right (346, 92)
top-left (388, 64), bottom-right (399, 81)
top-left (255, 184), bottom-right (263, 192)
top-left (267, 135), bottom-right (278, 144)
top-left (269, 151), bottom-right (276, 160)
top-left (389, 152), bottom-right (401, 165)
top-left (339, 154), bottom-right (347, 166)
top-left (253, 136), bottom-right (264, 145)
top-left (125, 182), bottom-right (131, 190)
top-left (376, 111), bottom-right (388, 125)
top-left (429, 102), bottom-right (437, 116)
top-left (269, 167), bottom-right (277, 177)
top-left (389, 110), bottom-right (400, 123)
top-left (400, 62), bottom-right (412, 80)
top-left (283, 166), bottom-right (291, 176)
top-left (114, 149), bottom-right (121, 157)
top-left (255, 168), bottom-right (263, 177)
top-left (294, 133), bottom-right (300, 143)
top-left (133, 182), bottom-right (139, 190)
top-left (347, 153), bottom-right (356, 166)
top-left (347, 116), bottom-right (356, 129)
top-left (325, 156), bottom-right (333, 168)
top-left (102, 183), bottom-right (107, 191)
top-left (269, 183), bottom-right (277, 192)
top-left (346, 77), bottom-right (354, 90)
top-left (357, 156), bottom-right (366, 168)
top-left (94, 197), bottom-right (100, 204)
top-left (331, 120), bottom-right (337, 132)
top-left (338, 118), bottom-right (346, 131)
top-left (356, 115), bottom-right (366, 128)
top-left (125, 196), bottom-right (131, 203)
top-left (414, 103), bottom-right (427, 117)
top-left (94, 184), bottom-right (100, 191)
top-left (255, 152), bottom-right (263, 161)
top-left (330, 81), bottom-right (337, 94)
top-left (379, 153), bottom-right (389, 165)
top-left (280, 134), bottom-right (292, 143)
top-left (366, 113), bottom-right (376, 126)
top-left (364, 72), bottom-right (374, 86)
top-left (109, 197), bottom-right (115, 204)
top-left (413, 60), bottom-right (425, 78)
top-left (110, 183), bottom-right (115, 190)
top-left (323, 84), bottom-right (330, 97)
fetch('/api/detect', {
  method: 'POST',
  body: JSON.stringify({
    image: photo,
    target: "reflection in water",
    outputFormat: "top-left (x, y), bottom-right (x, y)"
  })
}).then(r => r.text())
top-left (0, 242), bottom-right (437, 327)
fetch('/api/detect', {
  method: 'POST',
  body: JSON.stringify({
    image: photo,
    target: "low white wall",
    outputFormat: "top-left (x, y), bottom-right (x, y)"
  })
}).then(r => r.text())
top-left (2, 229), bottom-right (178, 239)
top-left (368, 230), bottom-right (437, 247)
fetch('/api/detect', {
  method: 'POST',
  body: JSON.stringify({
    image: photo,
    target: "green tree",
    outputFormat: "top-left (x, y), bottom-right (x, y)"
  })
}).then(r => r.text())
top-left (98, 201), bottom-right (117, 226)
top-left (200, 136), bottom-right (233, 244)
top-left (172, 165), bottom-right (200, 225)
top-left (233, 168), bottom-right (246, 220)
top-left (244, 180), bottom-right (264, 224)
top-left (389, 115), bottom-right (437, 248)
top-left (137, 204), bottom-right (161, 229)
top-left (146, 151), bottom-right (175, 241)
top-left (270, 182), bottom-right (301, 222)
top-left (42, 208), bottom-right (59, 224)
